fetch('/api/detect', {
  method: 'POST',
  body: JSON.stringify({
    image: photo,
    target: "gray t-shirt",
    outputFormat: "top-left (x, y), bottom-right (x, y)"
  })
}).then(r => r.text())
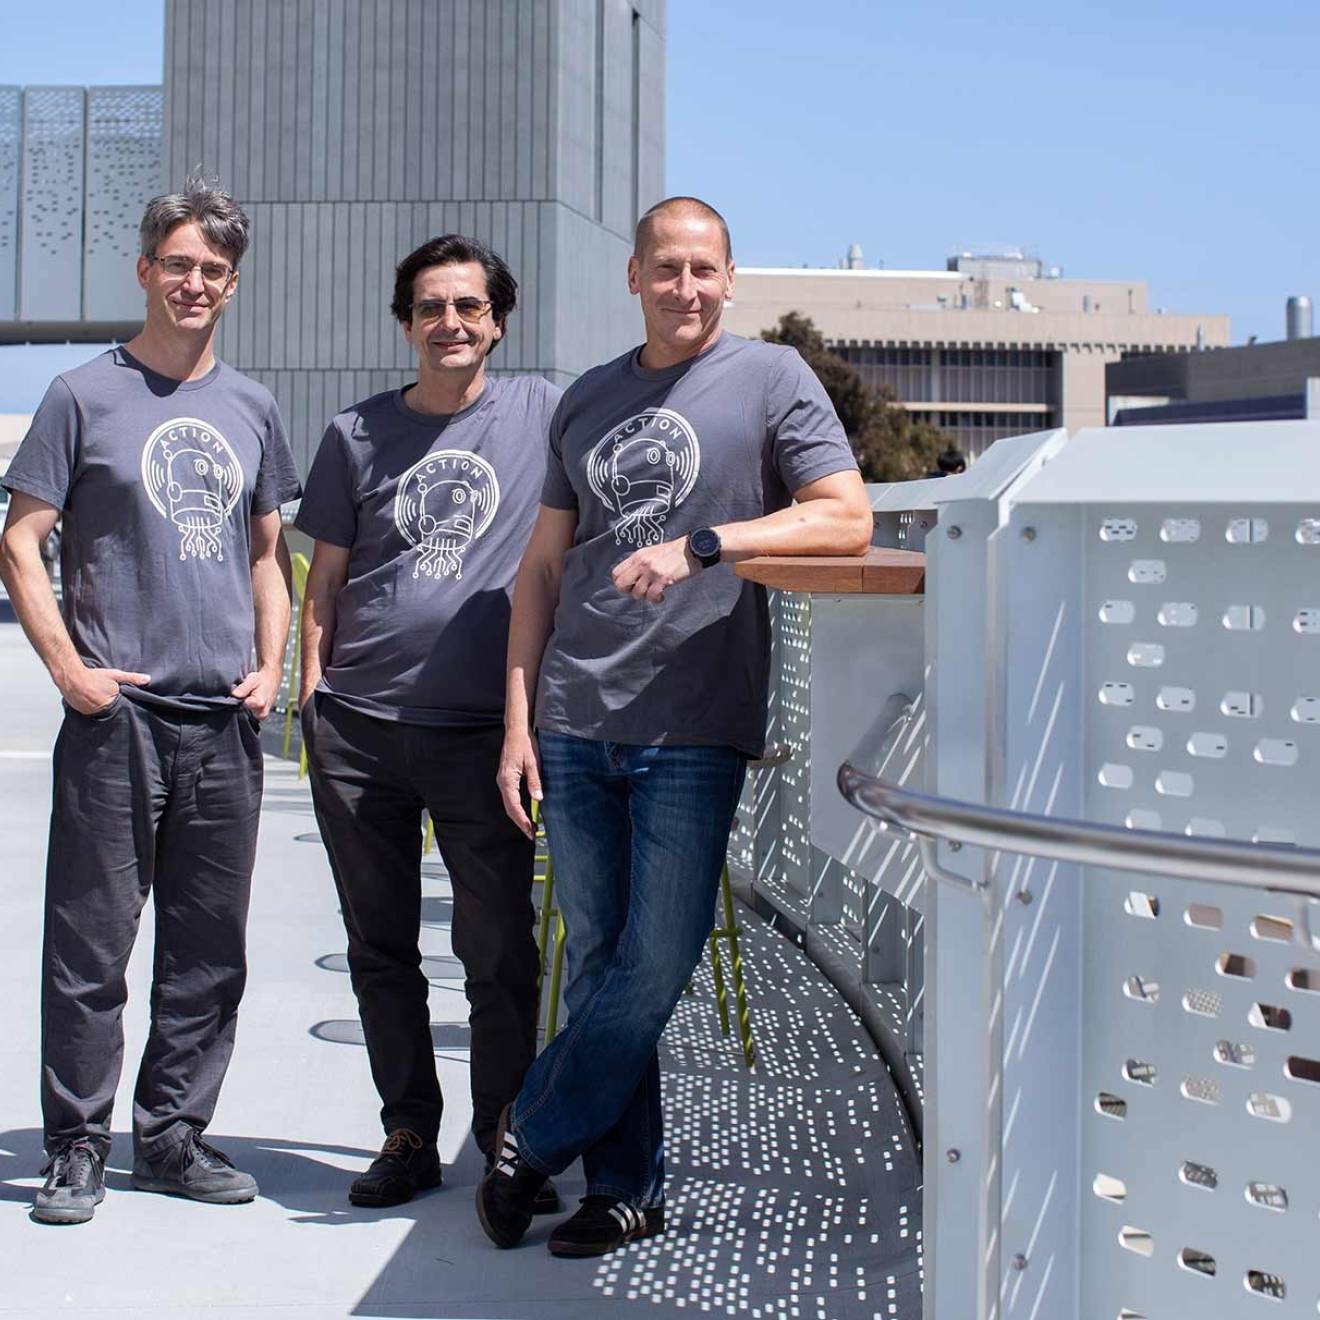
top-left (295, 374), bottom-right (561, 726)
top-left (3, 347), bottom-right (301, 713)
top-left (536, 332), bottom-right (857, 758)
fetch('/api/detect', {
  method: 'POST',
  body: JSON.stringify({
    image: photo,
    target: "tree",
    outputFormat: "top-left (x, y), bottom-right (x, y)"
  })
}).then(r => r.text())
top-left (761, 311), bottom-right (947, 482)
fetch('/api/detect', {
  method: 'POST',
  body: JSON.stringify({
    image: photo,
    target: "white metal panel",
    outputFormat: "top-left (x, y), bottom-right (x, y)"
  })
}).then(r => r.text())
top-left (810, 595), bottom-right (926, 913)
top-left (1015, 421), bottom-right (1320, 506)
top-left (993, 504), bottom-right (1087, 1319)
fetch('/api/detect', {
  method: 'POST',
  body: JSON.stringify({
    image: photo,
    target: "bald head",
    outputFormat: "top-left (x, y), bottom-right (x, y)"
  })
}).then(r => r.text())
top-left (633, 196), bottom-right (733, 265)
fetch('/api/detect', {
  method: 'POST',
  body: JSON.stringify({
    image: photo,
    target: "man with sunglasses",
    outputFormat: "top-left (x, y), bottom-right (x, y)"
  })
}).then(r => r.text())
top-left (0, 177), bottom-right (301, 1224)
top-left (296, 235), bottom-right (561, 1210)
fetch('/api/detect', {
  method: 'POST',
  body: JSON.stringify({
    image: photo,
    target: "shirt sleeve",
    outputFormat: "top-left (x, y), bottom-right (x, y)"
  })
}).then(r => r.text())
top-left (1, 376), bottom-right (81, 510)
top-left (251, 399), bottom-right (303, 514)
top-left (294, 421), bottom-right (358, 548)
top-left (538, 388), bottom-right (579, 511)
top-left (767, 347), bottom-right (860, 495)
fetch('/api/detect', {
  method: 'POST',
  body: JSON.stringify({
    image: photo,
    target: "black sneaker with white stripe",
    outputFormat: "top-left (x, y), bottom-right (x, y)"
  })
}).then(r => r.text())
top-left (475, 1104), bottom-right (548, 1249)
top-left (547, 1195), bottom-right (666, 1258)
top-left (483, 1151), bottom-right (562, 1215)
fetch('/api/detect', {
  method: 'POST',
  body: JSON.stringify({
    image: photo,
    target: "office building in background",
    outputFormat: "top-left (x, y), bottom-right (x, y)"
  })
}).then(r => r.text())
top-left (720, 248), bottom-right (1229, 456)
top-left (1108, 297), bottom-right (1318, 426)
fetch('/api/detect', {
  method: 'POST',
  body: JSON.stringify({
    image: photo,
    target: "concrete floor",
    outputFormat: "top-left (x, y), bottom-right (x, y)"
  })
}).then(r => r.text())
top-left (0, 620), bottom-right (922, 1319)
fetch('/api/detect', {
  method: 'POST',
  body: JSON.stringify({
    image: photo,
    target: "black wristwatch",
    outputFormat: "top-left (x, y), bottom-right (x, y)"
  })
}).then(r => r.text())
top-left (688, 527), bottom-right (722, 568)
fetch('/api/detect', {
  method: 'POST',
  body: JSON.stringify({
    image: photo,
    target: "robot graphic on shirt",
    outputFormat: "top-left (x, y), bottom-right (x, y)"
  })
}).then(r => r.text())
top-left (140, 418), bottom-right (245, 562)
top-left (585, 407), bottom-right (701, 546)
top-left (394, 449), bottom-right (501, 581)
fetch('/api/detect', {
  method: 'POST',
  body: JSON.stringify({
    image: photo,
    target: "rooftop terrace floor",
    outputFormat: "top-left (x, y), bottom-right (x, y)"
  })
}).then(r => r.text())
top-left (0, 621), bottom-right (922, 1319)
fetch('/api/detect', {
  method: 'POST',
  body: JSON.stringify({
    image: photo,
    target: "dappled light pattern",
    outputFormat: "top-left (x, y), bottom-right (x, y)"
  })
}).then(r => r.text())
top-left (588, 917), bottom-right (922, 1316)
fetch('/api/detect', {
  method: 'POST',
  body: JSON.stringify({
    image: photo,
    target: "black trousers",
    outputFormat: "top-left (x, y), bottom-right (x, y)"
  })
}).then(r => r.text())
top-left (303, 695), bottom-right (538, 1155)
top-left (42, 698), bottom-right (262, 1159)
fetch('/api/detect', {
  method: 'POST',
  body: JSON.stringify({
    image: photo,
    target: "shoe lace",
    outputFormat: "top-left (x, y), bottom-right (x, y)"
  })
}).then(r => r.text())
top-left (42, 1139), bottom-right (99, 1186)
top-left (381, 1130), bottom-right (425, 1157)
top-left (186, 1133), bottom-right (235, 1173)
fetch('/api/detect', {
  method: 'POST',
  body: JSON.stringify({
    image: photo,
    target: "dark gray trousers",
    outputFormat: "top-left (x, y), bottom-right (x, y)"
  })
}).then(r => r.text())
top-left (303, 695), bottom-right (538, 1156)
top-left (41, 696), bottom-right (263, 1159)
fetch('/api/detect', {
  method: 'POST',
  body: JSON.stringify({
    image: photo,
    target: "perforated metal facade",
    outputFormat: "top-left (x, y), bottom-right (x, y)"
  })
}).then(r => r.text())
top-left (0, 88), bottom-right (18, 320)
top-left (19, 87), bottom-right (85, 321)
top-left (1, 83), bottom-right (161, 332)
top-left (84, 87), bottom-right (163, 320)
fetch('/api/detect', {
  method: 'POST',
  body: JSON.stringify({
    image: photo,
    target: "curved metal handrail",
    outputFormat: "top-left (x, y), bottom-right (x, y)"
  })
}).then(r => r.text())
top-left (838, 695), bottom-right (1320, 903)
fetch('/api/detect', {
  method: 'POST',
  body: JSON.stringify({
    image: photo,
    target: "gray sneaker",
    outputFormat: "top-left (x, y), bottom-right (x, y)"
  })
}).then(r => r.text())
top-left (132, 1131), bottom-right (258, 1204)
top-left (33, 1139), bottom-right (106, 1225)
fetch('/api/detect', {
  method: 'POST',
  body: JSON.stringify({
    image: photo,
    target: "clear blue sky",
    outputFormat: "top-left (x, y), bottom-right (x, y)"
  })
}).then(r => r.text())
top-left (2, 0), bottom-right (1317, 409)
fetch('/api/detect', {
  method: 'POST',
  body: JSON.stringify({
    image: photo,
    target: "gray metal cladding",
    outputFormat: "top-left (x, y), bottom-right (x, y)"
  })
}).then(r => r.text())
top-left (165, 0), bottom-right (665, 477)
top-left (166, 0), bottom-right (565, 206)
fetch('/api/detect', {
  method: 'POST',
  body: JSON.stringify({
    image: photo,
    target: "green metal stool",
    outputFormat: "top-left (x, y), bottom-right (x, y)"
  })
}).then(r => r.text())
top-left (535, 836), bottom-right (755, 1069)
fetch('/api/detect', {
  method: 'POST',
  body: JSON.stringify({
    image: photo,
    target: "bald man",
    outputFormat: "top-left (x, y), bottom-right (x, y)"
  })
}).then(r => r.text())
top-left (476, 196), bottom-right (873, 1257)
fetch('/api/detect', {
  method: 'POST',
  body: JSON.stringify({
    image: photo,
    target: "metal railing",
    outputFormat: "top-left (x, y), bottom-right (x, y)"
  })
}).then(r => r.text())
top-left (839, 693), bottom-right (1320, 906)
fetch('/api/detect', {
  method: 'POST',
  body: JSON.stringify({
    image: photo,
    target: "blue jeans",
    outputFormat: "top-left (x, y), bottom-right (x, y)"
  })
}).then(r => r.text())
top-left (512, 733), bottom-right (746, 1207)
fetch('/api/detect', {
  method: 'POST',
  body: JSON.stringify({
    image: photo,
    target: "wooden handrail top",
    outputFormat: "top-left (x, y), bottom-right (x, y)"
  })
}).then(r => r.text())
top-left (734, 546), bottom-right (926, 595)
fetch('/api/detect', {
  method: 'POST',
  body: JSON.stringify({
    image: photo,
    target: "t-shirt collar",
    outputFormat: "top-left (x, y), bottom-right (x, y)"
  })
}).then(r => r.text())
top-left (116, 345), bottom-right (222, 393)
top-left (629, 331), bottom-right (733, 382)
top-left (394, 378), bottom-right (496, 426)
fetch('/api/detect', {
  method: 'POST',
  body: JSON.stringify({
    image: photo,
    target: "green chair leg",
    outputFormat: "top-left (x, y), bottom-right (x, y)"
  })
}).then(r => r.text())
top-left (720, 866), bottom-right (756, 1069)
top-left (423, 814), bottom-right (435, 855)
top-left (536, 854), bottom-right (557, 989)
top-left (545, 913), bottom-right (566, 1042)
top-left (709, 930), bottom-right (731, 1036)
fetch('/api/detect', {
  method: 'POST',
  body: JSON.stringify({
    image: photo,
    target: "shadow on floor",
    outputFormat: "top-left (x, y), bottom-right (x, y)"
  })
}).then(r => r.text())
top-left (342, 918), bottom-right (922, 1318)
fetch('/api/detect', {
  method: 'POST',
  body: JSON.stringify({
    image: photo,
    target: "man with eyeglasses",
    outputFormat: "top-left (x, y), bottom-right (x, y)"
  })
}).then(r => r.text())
top-left (0, 177), bottom-right (301, 1224)
top-left (295, 235), bottom-right (561, 1211)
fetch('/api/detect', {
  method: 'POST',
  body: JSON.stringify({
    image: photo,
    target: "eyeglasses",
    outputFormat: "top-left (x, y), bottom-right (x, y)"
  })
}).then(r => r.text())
top-left (148, 254), bottom-right (235, 285)
top-left (413, 297), bottom-right (493, 325)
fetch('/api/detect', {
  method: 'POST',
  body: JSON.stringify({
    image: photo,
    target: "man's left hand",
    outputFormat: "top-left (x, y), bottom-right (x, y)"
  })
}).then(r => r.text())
top-left (611, 537), bottom-right (699, 603)
top-left (231, 666), bottom-right (283, 720)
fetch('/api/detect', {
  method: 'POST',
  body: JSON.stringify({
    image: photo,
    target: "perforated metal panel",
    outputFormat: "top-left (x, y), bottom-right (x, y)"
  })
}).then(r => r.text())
top-left (0, 88), bottom-right (18, 319)
top-left (84, 86), bottom-right (162, 320)
top-left (755, 591), bottom-right (813, 918)
top-left (1087, 505), bottom-right (1320, 847)
top-left (19, 87), bottom-right (84, 320)
top-left (1079, 502), bottom-right (1320, 1317)
top-left (1083, 876), bottom-right (1320, 1317)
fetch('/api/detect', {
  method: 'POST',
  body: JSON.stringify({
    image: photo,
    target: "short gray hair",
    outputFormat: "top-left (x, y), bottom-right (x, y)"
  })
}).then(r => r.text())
top-left (139, 174), bottom-right (251, 267)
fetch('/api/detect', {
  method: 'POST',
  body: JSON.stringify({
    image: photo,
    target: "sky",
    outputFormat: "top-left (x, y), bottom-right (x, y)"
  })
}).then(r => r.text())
top-left (1, 0), bottom-right (1318, 409)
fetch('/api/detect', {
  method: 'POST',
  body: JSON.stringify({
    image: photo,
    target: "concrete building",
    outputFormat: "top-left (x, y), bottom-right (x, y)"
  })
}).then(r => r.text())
top-left (1107, 334), bottom-right (1320, 427)
top-left (2, 0), bottom-right (666, 474)
top-left (720, 249), bottom-right (1229, 457)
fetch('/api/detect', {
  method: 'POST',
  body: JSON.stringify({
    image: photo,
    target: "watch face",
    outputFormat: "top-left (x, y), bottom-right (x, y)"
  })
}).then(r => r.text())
top-left (690, 528), bottom-right (720, 561)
